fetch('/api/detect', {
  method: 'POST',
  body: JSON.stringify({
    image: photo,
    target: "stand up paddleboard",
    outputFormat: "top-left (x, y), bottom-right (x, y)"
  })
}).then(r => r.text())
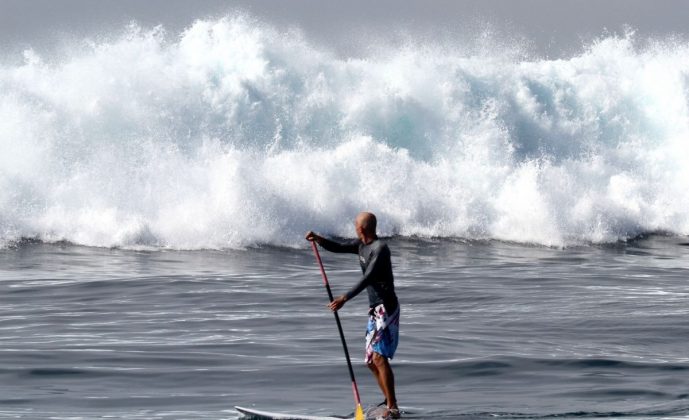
top-left (235, 405), bottom-right (389, 420)
top-left (235, 406), bottom-right (351, 420)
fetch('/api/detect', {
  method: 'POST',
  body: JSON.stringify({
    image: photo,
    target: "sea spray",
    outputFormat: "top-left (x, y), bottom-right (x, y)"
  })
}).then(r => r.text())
top-left (1, 16), bottom-right (689, 249)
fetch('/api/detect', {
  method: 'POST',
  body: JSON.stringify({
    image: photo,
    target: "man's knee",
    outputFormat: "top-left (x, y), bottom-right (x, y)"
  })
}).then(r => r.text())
top-left (371, 352), bottom-right (389, 367)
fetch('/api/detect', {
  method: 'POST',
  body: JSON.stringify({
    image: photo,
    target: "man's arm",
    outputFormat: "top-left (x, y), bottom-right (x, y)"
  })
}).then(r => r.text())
top-left (305, 231), bottom-right (359, 254)
top-left (345, 245), bottom-right (386, 300)
top-left (329, 245), bottom-right (389, 312)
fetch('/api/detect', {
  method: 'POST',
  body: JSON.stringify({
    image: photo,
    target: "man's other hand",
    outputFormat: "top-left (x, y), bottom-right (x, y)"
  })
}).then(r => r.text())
top-left (328, 295), bottom-right (346, 312)
top-left (305, 231), bottom-right (321, 242)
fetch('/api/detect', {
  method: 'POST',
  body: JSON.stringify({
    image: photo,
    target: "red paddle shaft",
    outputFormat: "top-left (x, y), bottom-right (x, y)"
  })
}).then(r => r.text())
top-left (310, 241), bottom-right (363, 408)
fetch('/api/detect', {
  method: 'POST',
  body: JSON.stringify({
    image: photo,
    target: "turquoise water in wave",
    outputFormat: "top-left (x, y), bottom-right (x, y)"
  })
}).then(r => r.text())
top-left (1, 237), bottom-right (688, 419)
top-left (2, 16), bottom-right (689, 249)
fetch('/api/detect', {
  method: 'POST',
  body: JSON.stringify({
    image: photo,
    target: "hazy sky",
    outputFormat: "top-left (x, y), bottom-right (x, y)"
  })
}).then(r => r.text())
top-left (2, 0), bottom-right (689, 58)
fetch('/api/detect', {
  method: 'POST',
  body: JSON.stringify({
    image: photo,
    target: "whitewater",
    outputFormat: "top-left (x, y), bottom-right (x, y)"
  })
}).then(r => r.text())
top-left (2, 16), bottom-right (689, 249)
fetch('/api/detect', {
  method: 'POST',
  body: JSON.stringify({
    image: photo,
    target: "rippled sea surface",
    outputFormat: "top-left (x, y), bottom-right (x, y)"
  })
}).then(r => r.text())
top-left (1, 236), bottom-right (689, 419)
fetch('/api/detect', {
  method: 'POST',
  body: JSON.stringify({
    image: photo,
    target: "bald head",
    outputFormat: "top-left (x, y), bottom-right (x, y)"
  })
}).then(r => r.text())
top-left (355, 212), bottom-right (377, 239)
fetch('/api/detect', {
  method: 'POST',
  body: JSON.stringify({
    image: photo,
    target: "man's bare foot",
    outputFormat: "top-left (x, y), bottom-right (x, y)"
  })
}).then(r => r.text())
top-left (381, 407), bottom-right (400, 419)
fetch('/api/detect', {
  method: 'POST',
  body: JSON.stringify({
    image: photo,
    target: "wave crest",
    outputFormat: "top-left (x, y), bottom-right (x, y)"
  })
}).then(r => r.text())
top-left (1, 17), bottom-right (689, 248)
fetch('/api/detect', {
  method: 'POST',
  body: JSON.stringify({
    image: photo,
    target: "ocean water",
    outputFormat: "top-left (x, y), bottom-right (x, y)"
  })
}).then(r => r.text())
top-left (2, 13), bottom-right (689, 420)
top-left (1, 237), bottom-right (688, 419)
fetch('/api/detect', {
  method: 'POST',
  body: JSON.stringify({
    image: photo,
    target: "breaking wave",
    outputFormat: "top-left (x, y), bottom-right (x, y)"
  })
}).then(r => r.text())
top-left (1, 16), bottom-right (689, 248)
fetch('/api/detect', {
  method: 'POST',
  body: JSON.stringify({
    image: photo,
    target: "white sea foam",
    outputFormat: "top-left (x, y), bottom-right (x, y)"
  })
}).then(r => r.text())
top-left (1, 17), bottom-right (689, 248)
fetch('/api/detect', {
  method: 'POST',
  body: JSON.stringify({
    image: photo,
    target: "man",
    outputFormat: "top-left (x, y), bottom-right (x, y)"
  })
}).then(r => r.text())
top-left (306, 212), bottom-right (400, 419)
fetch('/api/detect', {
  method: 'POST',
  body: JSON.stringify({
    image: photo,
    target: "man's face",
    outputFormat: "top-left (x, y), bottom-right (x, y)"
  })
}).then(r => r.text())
top-left (354, 219), bottom-right (365, 241)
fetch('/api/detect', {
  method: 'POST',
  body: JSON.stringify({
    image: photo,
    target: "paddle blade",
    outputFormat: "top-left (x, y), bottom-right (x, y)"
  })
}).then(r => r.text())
top-left (355, 403), bottom-right (365, 420)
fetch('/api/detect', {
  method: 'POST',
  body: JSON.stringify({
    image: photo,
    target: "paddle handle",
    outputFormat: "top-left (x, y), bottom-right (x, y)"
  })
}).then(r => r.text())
top-left (310, 241), bottom-right (363, 407)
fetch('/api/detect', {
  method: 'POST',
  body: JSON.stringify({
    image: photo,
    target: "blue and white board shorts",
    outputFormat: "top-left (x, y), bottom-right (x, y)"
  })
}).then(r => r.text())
top-left (365, 304), bottom-right (400, 363)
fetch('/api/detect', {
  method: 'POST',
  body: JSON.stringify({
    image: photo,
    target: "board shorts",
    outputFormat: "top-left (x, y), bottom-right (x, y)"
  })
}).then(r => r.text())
top-left (365, 303), bottom-right (400, 364)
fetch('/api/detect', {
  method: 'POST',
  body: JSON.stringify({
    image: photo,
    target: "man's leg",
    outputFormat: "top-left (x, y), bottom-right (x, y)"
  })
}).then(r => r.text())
top-left (371, 353), bottom-right (397, 410)
top-left (367, 361), bottom-right (386, 402)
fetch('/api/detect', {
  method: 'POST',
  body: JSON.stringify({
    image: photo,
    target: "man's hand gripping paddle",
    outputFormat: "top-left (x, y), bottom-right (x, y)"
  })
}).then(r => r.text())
top-left (310, 241), bottom-right (366, 420)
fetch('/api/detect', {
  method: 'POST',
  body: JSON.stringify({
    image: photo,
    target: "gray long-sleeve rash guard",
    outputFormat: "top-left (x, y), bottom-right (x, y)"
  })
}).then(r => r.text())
top-left (318, 237), bottom-right (398, 312)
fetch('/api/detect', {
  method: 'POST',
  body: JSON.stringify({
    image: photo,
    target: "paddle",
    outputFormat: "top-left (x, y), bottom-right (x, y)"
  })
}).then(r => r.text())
top-left (310, 241), bottom-right (366, 420)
